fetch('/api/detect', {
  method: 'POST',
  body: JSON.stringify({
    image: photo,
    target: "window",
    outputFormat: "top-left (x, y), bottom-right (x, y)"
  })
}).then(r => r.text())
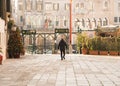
top-left (26, 15), bottom-right (31, 28)
top-left (65, 3), bottom-right (69, 10)
top-left (98, 18), bottom-right (102, 26)
top-left (75, 3), bottom-right (79, 9)
top-left (79, 3), bottom-right (86, 14)
top-left (105, 1), bottom-right (108, 8)
top-left (88, 1), bottom-right (93, 10)
top-left (55, 16), bottom-right (59, 26)
top-left (20, 16), bottom-right (23, 22)
top-left (48, 18), bottom-right (52, 26)
top-left (103, 21), bottom-right (107, 26)
top-left (103, 1), bottom-right (109, 10)
top-left (119, 17), bottom-right (120, 22)
top-left (87, 19), bottom-right (92, 29)
top-left (101, 18), bottom-right (107, 26)
top-left (45, 3), bottom-right (52, 11)
top-left (114, 17), bottom-right (118, 22)
top-left (118, 3), bottom-right (120, 8)
top-left (36, 16), bottom-right (42, 28)
top-left (31, 16), bottom-right (39, 28)
top-left (63, 16), bottom-right (68, 27)
top-left (53, 3), bottom-right (59, 11)
top-left (80, 3), bottom-right (84, 9)
top-left (26, 0), bottom-right (32, 11)
top-left (103, 18), bottom-right (108, 26)
top-left (36, 1), bottom-right (42, 11)
top-left (92, 18), bottom-right (96, 28)
top-left (19, 4), bottom-right (23, 11)
top-left (44, 16), bottom-right (53, 28)
top-left (82, 19), bottom-right (85, 27)
top-left (118, 3), bottom-right (120, 11)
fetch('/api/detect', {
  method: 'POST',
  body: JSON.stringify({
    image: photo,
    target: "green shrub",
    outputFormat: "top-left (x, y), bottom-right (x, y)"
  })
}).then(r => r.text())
top-left (77, 33), bottom-right (88, 49)
top-left (77, 33), bottom-right (120, 52)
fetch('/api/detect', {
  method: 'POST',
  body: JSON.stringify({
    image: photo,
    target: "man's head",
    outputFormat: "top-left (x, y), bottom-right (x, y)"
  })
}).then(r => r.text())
top-left (61, 35), bottom-right (64, 39)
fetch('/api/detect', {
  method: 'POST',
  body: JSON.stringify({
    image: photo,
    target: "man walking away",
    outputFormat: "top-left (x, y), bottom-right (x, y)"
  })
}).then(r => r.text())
top-left (58, 38), bottom-right (67, 60)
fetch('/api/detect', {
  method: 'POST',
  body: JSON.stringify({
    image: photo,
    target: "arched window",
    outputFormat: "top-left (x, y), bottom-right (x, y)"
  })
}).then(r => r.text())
top-left (88, 18), bottom-right (92, 29)
top-left (92, 18), bottom-right (97, 28)
top-left (103, 17), bottom-right (108, 26)
top-left (105, 18), bottom-right (108, 25)
top-left (98, 18), bottom-right (102, 26)
top-left (82, 19), bottom-right (85, 27)
top-left (86, 18), bottom-right (91, 29)
top-left (75, 18), bottom-right (79, 31)
top-left (79, 19), bottom-right (83, 28)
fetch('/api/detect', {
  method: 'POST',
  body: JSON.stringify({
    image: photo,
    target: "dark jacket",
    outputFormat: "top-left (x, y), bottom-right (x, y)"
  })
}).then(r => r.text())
top-left (58, 39), bottom-right (67, 50)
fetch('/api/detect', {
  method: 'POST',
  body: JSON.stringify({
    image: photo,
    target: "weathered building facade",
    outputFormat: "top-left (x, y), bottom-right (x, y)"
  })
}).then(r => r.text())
top-left (10, 0), bottom-right (120, 53)
top-left (11, 0), bottom-right (117, 30)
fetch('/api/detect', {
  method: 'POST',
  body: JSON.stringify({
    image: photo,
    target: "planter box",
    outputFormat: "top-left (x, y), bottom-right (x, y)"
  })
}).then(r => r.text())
top-left (14, 53), bottom-right (20, 58)
top-left (99, 51), bottom-right (108, 55)
top-left (89, 50), bottom-right (98, 55)
top-left (109, 51), bottom-right (118, 56)
top-left (82, 49), bottom-right (88, 54)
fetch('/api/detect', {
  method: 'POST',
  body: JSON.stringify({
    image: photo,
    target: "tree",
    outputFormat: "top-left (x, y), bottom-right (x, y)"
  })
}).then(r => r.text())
top-left (7, 27), bottom-right (24, 58)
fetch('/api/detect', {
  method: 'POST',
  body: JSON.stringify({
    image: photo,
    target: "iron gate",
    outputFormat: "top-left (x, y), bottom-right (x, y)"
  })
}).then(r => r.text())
top-left (21, 29), bottom-right (69, 54)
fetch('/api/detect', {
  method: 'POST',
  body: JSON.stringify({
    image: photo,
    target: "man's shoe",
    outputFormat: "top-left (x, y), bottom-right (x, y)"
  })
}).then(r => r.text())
top-left (63, 56), bottom-right (65, 59)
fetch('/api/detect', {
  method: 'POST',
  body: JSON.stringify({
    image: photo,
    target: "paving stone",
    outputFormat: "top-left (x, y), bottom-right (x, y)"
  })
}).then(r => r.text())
top-left (0, 54), bottom-right (120, 86)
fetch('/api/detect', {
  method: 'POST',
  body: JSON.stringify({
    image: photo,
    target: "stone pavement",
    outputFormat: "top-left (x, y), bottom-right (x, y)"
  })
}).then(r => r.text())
top-left (0, 54), bottom-right (120, 86)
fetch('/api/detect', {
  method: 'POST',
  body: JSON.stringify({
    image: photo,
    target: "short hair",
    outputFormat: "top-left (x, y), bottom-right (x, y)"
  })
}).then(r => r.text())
top-left (8, 14), bottom-right (11, 18)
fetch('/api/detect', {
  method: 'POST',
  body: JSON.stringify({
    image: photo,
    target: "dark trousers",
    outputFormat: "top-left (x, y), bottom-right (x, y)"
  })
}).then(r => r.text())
top-left (60, 49), bottom-right (65, 59)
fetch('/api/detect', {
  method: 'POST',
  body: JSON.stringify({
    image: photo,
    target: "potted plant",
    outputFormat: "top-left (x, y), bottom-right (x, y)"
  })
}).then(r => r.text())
top-left (108, 38), bottom-right (118, 56)
top-left (99, 38), bottom-right (108, 55)
top-left (77, 33), bottom-right (88, 54)
top-left (82, 43), bottom-right (88, 54)
top-left (117, 38), bottom-right (120, 55)
top-left (7, 27), bottom-right (24, 58)
top-left (88, 37), bottom-right (99, 55)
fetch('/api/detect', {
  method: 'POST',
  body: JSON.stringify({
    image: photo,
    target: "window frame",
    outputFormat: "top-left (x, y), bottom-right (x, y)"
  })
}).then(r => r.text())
top-left (53, 3), bottom-right (59, 11)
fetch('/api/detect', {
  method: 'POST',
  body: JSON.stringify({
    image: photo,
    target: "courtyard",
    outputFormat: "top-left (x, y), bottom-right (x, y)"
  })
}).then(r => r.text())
top-left (0, 54), bottom-right (120, 86)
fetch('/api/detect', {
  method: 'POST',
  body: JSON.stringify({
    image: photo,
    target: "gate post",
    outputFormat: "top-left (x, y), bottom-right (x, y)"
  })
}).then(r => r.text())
top-left (54, 33), bottom-right (57, 54)
top-left (31, 30), bottom-right (36, 54)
